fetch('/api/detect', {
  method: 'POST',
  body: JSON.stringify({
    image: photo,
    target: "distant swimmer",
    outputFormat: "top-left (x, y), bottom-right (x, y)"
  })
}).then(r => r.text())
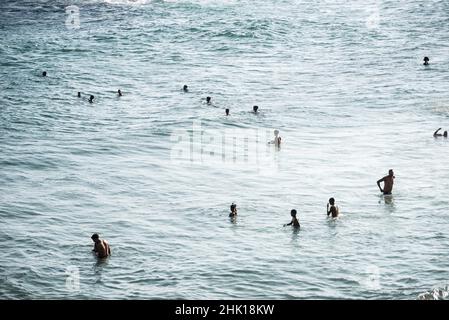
top-left (377, 169), bottom-right (395, 195)
top-left (91, 233), bottom-right (111, 258)
top-left (118, 89), bottom-right (122, 97)
top-left (77, 92), bottom-right (81, 98)
top-left (225, 108), bottom-right (230, 116)
top-left (269, 129), bottom-right (281, 147)
top-left (284, 209), bottom-right (300, 228)
top-left (183, 85), bottom-right (188, 92)
top-left (229, 203), bottom-right (237, 217)
top-left (434, 128), bottom-right (448, 137)
top-left (327, 198), bottom-right (339, 218)
top-left (42, 71), bottom-right (47, 77)
top-left (89, 95), bottom-right (95, 103)
top-left (253, 105), bottom-right (259, 113)
top-left (423, 57), bottom-right (430, 66)
top-left (206, 96), bottom-right (211, 104)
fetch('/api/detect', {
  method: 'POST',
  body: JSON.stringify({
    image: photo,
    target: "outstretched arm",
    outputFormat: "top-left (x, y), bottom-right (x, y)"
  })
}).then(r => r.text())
top-left (284, 221), bottom-right (293, 227)
top-left (377, 178), bottom-right (384, 193)
top-left (434, 128), bottom-right (442, 136)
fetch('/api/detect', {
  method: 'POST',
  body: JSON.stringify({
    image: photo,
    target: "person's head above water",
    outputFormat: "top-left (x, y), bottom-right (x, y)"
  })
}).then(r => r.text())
top-left (274, 129), bottom-right (279, 136)
top-left (206, 96), bottom-right (211, 103)
top-left (388, 169), bottom-right (394, 177)
top-left (89, 95), bottom-right (94, 103)
top-left (183, 85), bottom-right (188, 92)
top-left (91, 233), bottom-right (100, 242)
top-left (225, 108), bottom-right (230, 116)
top-left (253, 105), bottom-right (259, 112)
top-left (77, 92), bottom-right (81, 98)
top-left (42, 71), bottom-right (47, 77)
top-left (424, 57), bottom-right (430, 65)
top-left (118, 89), bottom-right (122, 96)
top-left (291, 209), bottom-right (297, 217)
top-left (230, 203), bottom-right (237, 212)
top-left (329, 198), bottom-right (335, 205)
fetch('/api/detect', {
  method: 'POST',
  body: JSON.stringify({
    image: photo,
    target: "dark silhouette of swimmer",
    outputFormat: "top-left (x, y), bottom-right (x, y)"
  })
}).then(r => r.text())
top-left (206, 96), bottom-right (211, 104)
top-left (225, 108), bottom-right (230, 116)
top-left (253, 105), bottom-right (259, 113)
top-left (42, 71), bottom-right (47, 77)
top-left (327, 198), bottom-right (339, 218)
top-left (118, 89), bottom-right (122, 97)
top-left (89, 95), bottom-right (94, 103)
top-left (183, 85), bottom-right (188, 92)
top-left (284, 209), bottom-right (300, 228)
top-left (434, 128), bottom-right (448, 137)
top-left (229, 203), bottom-right (237, 217)
top-left (377, 169), bottom-right (395, 195)
top-left (91, 233), bottom-right (111, 258)
top-left (423, 57), bottom-right (430, 66)
top-left (77, 92), bottom-right (81, 98)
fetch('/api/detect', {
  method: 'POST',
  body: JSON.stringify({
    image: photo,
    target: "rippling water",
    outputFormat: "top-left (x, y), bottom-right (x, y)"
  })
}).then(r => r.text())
top-left (1, 0), bottom-right (449, 299)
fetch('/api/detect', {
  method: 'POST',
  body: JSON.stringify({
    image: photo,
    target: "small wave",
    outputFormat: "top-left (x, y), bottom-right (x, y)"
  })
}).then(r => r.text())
top-left (417, 286), bottom-right (449, 300)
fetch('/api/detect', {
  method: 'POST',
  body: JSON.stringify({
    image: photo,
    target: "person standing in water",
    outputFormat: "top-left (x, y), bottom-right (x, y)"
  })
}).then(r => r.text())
top-left (269, 129), bottom-right (281, 147)
top-left (42, 71), bottom-right (47, 77)
top-left (91, 233), bottom-right (111, 258)
top-left (77, 92), bottom-right (81, 98)
top-left (225, 108), bottom-right (230, 116)
top-left (206, 96), bottom-right (211, 104)
top-left (377, 169), bottom-right (395, 195)
top-left (434, 128), bottom-right (447, 137)
top-left (117, 89), bottom-right (122, 97)
top-left (284, 209), bottom-right (300, 228)
top-left (327, 198), bottom-right (339, 218)
top-left (253, 105), bottom-right (259, 113)
top-left (423, 57), bottom-right (430, 66)
top-left (89, 95), bottom-right (95, 103)
top-left (183, 85), bottom-right (188, 92)
top-left (229, 203), bottom-right (237, 217)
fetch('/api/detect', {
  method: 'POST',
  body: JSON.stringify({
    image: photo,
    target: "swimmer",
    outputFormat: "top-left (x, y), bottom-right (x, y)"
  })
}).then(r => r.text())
top-left (206, 96), bottom-right (211, 104)
top-left (77, 92), bottom-right (81, 98)
top-left (433, 128), bottom-right (448, 137)
top-left (327, 198), bottom-right (339, 218)
top-left (225, 108), bottom-right (230, 116)
top-left (377, 169), bottom-right (395, 195)
top-left (269, 129), bottom-right (281, 146)
top-left (42, 71), bottom-right (47, 77)
top-left (283, 209), bottom-right (300, 228)
top-left (91, 233), bottom-right (111, 258)
top-left (229, 203), bottom-right (237, 217)
top-left (423, 57), bottom-right (430, 66)
top-left (183, 85), bottom-right (188, 92)
top-left (253, 105), bottom-right (259, 113)
top-left (118, 89), bottom-right (122, 97)
top-left (89, 95), bottom-right (95, 103)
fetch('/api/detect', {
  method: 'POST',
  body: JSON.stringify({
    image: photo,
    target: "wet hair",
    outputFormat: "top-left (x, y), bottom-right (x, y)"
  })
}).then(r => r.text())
top-left (291, 209), bottom-right (297, 217)
top-left (91, 233), bottom-right (99, 240)
top-left (253, 105), bottom-right (259, 112)
top-left (225, 108), bottom-right (230, 115)
top-left (42, 71), bottom-right (47, 77)
top-left (206, 96), bottom-right (211, 102)
top-left (389, 169), bottom-right (394, 174)
top-left (329, 198), bottom-right (335, 205)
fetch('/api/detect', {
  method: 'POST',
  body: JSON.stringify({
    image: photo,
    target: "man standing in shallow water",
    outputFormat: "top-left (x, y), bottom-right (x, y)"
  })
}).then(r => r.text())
top-left (91, 233), bottom-right (111, 258)
top-left (377, 169), bottom-right (395, 195)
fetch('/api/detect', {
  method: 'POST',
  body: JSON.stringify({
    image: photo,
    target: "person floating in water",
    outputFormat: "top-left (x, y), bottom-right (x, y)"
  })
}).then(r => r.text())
top-left (423, 57), bottom-right (430, 66)
top-left (42, 71), bottom-right (47, 77)
top-left (118, 89), bottom-right (122, 97)
top-left (377, 169), bottom-right (395, 195)
top-left (269, 129), bottom-right (281, 147)
top-left (77, 92), bottom-right (81, 98)
top-left (225, 108), bottom-right (230, 116)
top-left (284, 209), bottom-right (300, 228)
top-left (253, 105), bottom-right (259, 113)
top-left (327, 198), bottom-right (339, 218)
top-left (183, 85), bottom-right (188, 92)
top-left (229, 203), bottom-right (237, 217)
top-left (434, 128), bottom-right (447, 137)
top-left (91, 233), bottom-right (111, 258)
top-left (89, 95), bottom-right (94, 103)
top-left (206, 96), bottom-right (211, 104)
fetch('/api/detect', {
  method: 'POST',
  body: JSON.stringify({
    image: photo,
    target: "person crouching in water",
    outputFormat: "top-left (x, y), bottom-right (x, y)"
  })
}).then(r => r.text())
top-left (284, 209), bottom-right (300, 228)
top-left (91, 233), bottom-right (111, 258)
top-left (327, 198), bottom-right (339, 218)
top-left (229, 203), bottom-right (237, 217)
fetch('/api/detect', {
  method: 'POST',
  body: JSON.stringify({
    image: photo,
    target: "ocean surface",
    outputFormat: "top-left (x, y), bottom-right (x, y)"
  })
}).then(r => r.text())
top-left (1, 0), bottom-right (449, 299)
